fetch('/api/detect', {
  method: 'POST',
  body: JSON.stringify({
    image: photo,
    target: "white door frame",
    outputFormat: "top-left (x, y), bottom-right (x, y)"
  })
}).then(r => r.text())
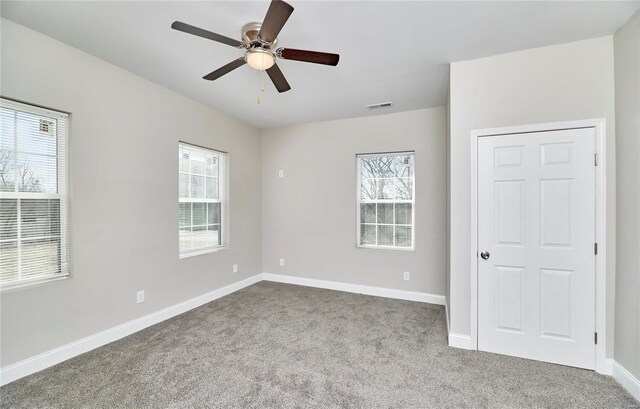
top-left (469, 118), bottom-right (608, 374)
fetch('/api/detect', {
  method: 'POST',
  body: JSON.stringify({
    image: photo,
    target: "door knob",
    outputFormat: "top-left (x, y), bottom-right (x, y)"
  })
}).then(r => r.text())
top-left (480, 251), bottom-right (490, 260)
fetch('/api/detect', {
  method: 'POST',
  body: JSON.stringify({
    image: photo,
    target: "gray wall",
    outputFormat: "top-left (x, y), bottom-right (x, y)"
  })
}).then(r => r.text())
top-left (0, 20), bottom-right (262, 367)
top-left (614, 9), bottom-right (640, 380)
top-left (261, 108), bottom-right (446, 295)
top-left (448, 37), bottom-right (617, 358)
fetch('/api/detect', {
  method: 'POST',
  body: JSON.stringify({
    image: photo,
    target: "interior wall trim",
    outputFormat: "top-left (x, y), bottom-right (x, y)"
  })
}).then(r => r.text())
top-left (1, 273), bottom-right (446, 386)
top-left (2, 271), bottom-right (627, 393)
top-left (613, 360), bottom-right (640, 402)
top-left (262, 273), bottom-right (447, 305)
top-left (0, 274), bottom-right (263, 386)
top-left (448, 333), bottom-right (473, 350)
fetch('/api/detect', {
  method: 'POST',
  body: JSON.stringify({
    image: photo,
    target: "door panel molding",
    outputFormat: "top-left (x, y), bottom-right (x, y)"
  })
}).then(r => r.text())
top-left (469, 118), bottom-right (608, 374)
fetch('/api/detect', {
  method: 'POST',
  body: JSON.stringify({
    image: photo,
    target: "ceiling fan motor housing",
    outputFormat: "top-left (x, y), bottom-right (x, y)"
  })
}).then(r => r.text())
top-left (242, 22), bottom-right (277, 49)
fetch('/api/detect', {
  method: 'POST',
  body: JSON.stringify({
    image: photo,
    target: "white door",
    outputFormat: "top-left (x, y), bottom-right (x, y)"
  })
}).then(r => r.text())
top-left (477, 127), bottom-right (596, 369)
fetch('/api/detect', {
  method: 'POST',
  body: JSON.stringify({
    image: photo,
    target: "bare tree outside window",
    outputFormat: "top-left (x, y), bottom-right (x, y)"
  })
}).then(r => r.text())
top-left (360, 155), bottom-right (413, 200)
top-left (0, 99), bottom-right (69, 289)
top-left (357, 152), bottom-right (415, 249)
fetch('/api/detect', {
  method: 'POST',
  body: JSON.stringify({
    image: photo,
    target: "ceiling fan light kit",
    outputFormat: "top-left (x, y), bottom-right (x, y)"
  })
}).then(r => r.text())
top-left (245, 48), bottom-right (275, 71)
top-left (171, 0), bottom-right (339, 93)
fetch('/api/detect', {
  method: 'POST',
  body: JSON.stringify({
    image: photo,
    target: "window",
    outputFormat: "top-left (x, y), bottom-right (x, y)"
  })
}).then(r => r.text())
top-left (0, 98), bottom-right (70, 290)
top-left (357, 152), bottom-right (415, 250)
top-left (178, 142), bottom-right (227, 257)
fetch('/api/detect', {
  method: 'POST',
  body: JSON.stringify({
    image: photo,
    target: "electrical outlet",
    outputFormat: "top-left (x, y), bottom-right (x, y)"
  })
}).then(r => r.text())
top-left (233, 264), bottom-right (238, 273)
top-left (403, 272), bottom-right (410, 281)
top-left (136, 290), bottom-right (145, 304)
top-left (279, 258), bottom-right (285, 266)
top-left (278, 170), bottom-right (284, 178)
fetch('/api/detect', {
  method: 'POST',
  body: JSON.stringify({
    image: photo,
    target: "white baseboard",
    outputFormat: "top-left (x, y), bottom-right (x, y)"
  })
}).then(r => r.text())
top-left (600, 358), bottom-right (614, 376)
top-left (448, 333), bottom-right (473, 350)
top-left (444, 298), bottom-right (450, 334)
top-left (0, 274), bottom-right (262, 387)
top-left (613, 360), bottom-right (640, 402)
top-left (262, 273), bottom-right (446, 305)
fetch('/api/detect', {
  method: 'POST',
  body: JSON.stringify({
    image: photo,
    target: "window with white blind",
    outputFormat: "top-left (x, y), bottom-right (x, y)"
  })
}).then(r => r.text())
top-left (0, 98), bottom-right (70, 290)
top-left (357, 152), bottom-right (415, 250)
top-left (179, 142), bottom-right (227, 257)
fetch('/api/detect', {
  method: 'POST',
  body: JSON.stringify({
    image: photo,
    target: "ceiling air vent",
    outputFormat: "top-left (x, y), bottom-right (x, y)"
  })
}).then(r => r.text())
top-left (366, 102), bottom-right (393, 110)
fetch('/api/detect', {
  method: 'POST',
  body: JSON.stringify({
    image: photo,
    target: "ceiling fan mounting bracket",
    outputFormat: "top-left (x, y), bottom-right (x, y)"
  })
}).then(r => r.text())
top-left (241, 22), bottom-right (277, 49)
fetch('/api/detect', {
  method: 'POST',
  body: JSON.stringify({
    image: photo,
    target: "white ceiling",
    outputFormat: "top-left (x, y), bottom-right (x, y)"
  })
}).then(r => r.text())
top-left (1, 1), bottom-right (638, 129)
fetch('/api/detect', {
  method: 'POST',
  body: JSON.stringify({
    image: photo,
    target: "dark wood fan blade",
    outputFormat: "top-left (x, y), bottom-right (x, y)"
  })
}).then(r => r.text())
top-left (172, 21), bottom-right (242, 48)
top-left (258, 0), bottom-right (294, 43)
top-left (203, 58), bottom-right (247, 81)
top-left (278, 48), bottom-right (339, 66)
top-left (266, 64), bottom-right (291, 93)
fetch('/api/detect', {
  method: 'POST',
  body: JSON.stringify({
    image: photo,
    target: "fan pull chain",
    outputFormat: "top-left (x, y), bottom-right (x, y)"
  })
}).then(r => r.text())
top-left (257, 70), bottom-right (261, 105)
top-left (257, 69), bottom-right (265, 105)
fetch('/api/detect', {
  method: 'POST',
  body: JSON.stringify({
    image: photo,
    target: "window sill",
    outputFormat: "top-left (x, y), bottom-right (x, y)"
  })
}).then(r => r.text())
top-left (357, 245), bottom-right (415, 252)
top-left (179, 246), bottom-right (227, 259)
top-left (1, 273), bottom-right (70, 293)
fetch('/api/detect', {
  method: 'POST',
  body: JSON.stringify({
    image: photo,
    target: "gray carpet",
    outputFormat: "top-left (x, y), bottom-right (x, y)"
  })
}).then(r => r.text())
top-left (1, 281), bottom-right (638, 408)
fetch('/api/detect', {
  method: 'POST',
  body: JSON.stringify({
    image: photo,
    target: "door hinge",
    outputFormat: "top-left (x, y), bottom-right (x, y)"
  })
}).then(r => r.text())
top-left (594, 243), bottom-right (598, 255)
top-left (594, 153), bottom-right (598, 166)
top-left (595, 332), bottom-right (598, 344)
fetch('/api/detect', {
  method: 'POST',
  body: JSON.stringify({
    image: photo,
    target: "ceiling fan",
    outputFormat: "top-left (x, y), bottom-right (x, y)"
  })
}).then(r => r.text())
top-left (171, 0), bottom-right (340, 93)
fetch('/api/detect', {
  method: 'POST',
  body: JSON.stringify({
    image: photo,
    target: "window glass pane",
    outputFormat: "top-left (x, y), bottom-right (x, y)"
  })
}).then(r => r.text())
top-left (206, 154), bottom-right (218, 177)
top-left (361, 156), bottom-right (392, 178)
top-left (190, 175), bottom-right (205, 198)
top-left (392, 155), bottom-right (413, 178)
top-left (361, 155), bottom-right (411, 178)
top-left (377, 178), bottom-right (393, 199)
top-left (179, 227), bottom-right (191, 252)
top-left (178, 143), bottom-right (226, 254)
top-left (179, 203), bottom-right (191, 227)
top-left (1, 108), bottom-right (15, 150)
top-left (207, 203), bottom-right (220, 224)
top-left (207, 224), bottom-right (221, 246)
top-left (360, 178), bottom-right (376, 200)
top-left (0, 150), bottom-right (15, 192)
top-left (360, 157), bottom-right (378, 179)
top-left (190, 225), bottom-right (215, 249)
top-left (189, 149), bottom-right (206, 175)
top-left (396, 177), bottom-right (413, 200)
top-left (16, 112), bottom-right (57, 156)
top-left (206, 177), bottom-right (218, 199)
top-left (395, 203), bottom-right (412, 225)
top-left (0, 199), bottom-right (17, 241)
top-left (0, 241), bottom-right (18, 283)
top-left (192, 203), bottom-right (206, 226)
top-left (377, 225), bottom-right (394, 246)
top-left (179, 174), bottom-right (189, 198)
top-left (180, 148), bottom-right (190, 173)
top-left (0, 99), bottom-right (69, 288)
top-left (20, 238), bottom-right (61, 278)
top-left (395, 226), bottom-right (412, 248)
top-left (360, 203), bottom-right (376, 223)
top-left (361, 224), bottom-right (376, 245)
top-left (378, 177), bottom-right (412, 200)
top-left (377, 203), bottom-right (394, 224)
top-left (357, 152), bottom-right (414, 249)
top-left (21, 199), bottom-right (60, 238)
top-left (16, 153), bottom-right (57, 193)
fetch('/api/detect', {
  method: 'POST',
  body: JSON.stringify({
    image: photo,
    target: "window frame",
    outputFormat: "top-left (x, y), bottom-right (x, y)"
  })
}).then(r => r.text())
top-left (356, 151), bottom-right (416, 251)
top-left (0, 98), bottom-right (71, 292)
top-left (178, 141), bottom-right (228, 259)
